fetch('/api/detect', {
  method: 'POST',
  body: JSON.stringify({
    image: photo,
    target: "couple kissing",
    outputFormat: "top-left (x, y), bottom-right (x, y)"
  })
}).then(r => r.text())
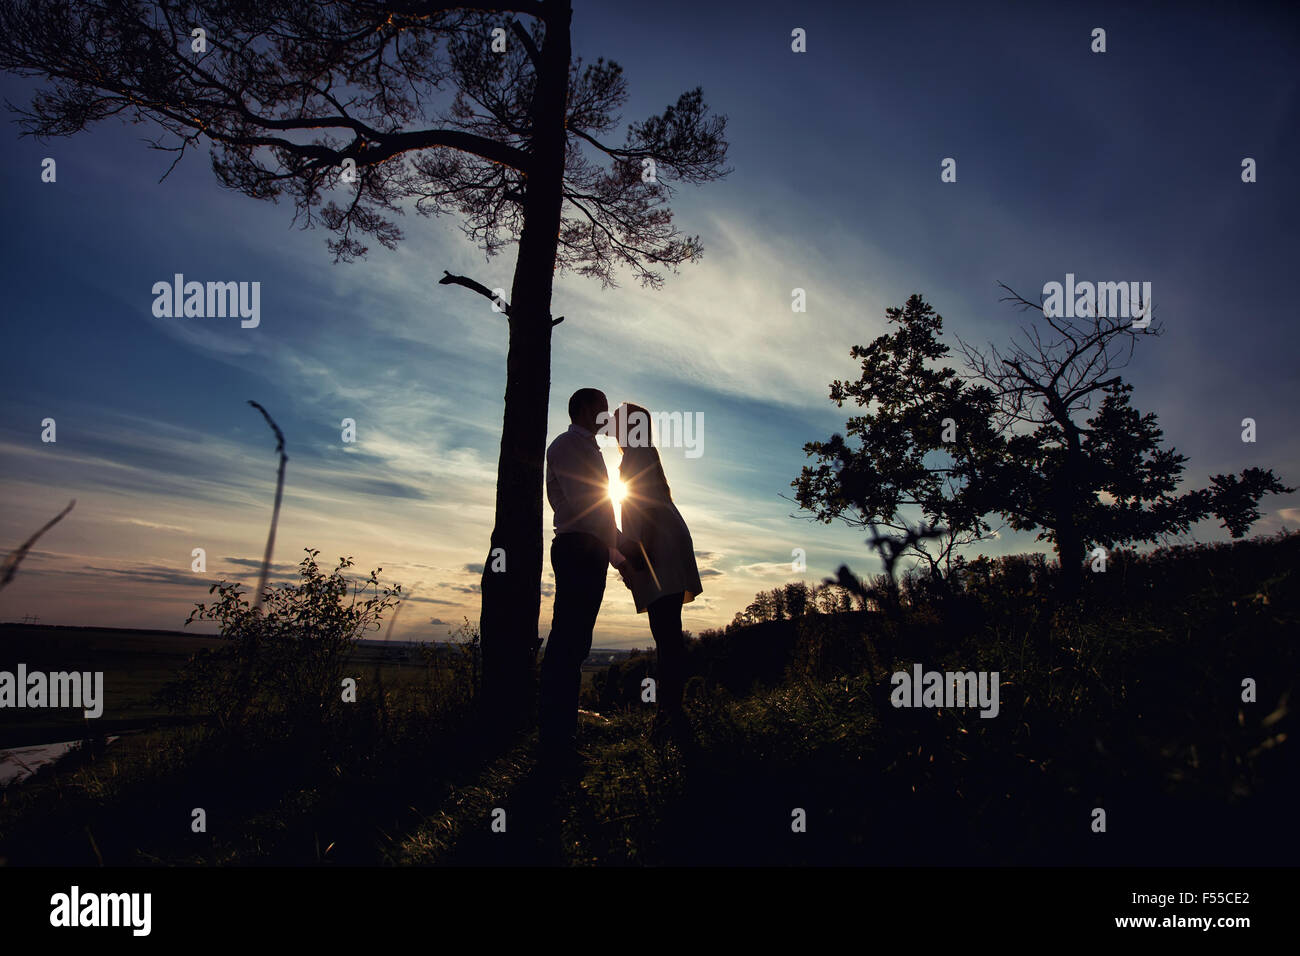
top-left (537, 388), bottom-right (702, 768)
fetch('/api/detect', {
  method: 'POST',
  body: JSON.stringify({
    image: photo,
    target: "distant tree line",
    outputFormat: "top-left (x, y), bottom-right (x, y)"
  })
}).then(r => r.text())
top-left (704, 581), bottom-right (866, 636)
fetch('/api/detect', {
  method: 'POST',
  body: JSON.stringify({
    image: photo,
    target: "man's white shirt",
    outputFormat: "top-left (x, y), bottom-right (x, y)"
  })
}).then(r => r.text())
top-left (546, 423), bottom-right (617, 549)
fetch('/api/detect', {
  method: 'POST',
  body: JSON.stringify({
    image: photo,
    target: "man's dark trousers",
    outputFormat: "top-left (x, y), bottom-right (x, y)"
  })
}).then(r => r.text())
top-left (539, 531), bottom-right (607, 756)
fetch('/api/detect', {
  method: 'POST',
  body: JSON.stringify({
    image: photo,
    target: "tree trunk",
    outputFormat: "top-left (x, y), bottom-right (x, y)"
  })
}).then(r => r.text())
top-left (1056, 518), bottom-right (1084, 598)
top-left (1055, 413), bottom-right (1086, 599)
top-left (477, 0), bottom-right (572, 735)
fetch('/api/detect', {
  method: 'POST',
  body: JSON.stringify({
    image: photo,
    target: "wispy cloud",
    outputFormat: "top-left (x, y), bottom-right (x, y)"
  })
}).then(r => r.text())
top-left (118, 517), bottom-right (194, 534)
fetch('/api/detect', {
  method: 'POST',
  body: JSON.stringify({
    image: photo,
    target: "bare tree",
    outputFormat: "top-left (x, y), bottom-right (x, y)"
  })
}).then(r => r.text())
top-left (960, 282), bottom-right (1159, 430)
top-left (0, 0), bottom-right (730, 728)
top-left (957, 282), bottom-right (1289, 596)
top-left (955, 282), bottom-right (1159, 595)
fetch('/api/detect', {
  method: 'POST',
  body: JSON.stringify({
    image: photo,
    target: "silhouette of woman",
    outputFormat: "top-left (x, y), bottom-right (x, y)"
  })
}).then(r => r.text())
top-left (608, 403), bottom-right (703, 746)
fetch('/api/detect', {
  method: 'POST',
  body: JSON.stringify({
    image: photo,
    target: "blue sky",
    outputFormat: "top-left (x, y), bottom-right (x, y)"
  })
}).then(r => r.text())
top-left (1, 1), bottom-right (1297, 644)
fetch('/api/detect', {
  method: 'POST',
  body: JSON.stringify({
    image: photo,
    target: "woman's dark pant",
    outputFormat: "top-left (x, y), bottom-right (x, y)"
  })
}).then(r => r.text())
top-left (539, 532), bottom-right (608, 755)
top-left (647, 592), bottom-right (687, 716)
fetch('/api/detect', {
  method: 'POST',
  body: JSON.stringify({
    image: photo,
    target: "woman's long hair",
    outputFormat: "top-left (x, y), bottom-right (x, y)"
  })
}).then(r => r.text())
top-left (614, 403), bottom-right (672, 501)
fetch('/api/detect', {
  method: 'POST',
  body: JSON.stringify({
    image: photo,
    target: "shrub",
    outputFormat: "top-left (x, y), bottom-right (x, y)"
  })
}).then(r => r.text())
top-left (160, 549), bottom-right (401, 733)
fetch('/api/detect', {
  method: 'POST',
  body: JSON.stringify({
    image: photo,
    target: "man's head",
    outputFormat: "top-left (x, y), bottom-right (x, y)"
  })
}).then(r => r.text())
top-left (568, 387), bottom-right (608, 435)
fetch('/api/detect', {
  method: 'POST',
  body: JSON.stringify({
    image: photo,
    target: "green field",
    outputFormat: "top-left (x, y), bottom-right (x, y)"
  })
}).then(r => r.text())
top-left (0, 625), bottom-right (434, 748)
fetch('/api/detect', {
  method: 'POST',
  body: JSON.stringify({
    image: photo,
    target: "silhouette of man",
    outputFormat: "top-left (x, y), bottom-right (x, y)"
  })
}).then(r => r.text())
top-left (538, 388), bottom-right (626, 765)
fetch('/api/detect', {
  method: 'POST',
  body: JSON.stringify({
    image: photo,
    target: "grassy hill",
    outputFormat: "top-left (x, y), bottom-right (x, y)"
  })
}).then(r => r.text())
top-left (1, 533), bottom-right (1295, 865)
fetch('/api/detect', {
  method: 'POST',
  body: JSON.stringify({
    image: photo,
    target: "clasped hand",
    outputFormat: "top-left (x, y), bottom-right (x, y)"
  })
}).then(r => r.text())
top-left (609, 547), bottom-right (634, 589)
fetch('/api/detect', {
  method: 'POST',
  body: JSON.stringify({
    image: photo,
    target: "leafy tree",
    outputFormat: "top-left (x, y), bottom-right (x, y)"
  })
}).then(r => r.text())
top-left (0, 0), bottom-right (730, 726)
top-left (781, 581), bottom-right (811, 618)
top-left (797, 291), bottom-right (1293, 596)
top-left (811, 582), bottom-right (855, 614)
top-left (986, 380), bottom-right (1291, 593)
top-left (769, 585), bottom-right (787, 620)
top-left (792, 295), bottom-right (1002, 585)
